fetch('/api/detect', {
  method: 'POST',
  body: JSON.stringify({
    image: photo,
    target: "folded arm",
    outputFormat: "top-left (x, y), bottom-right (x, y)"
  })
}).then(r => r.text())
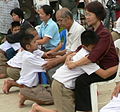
top-left (95, 65), bottom-right (118, 79)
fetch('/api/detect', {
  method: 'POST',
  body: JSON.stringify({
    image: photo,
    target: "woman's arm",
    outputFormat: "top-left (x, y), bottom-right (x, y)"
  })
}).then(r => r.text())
top-left (66, 28), bottom-right (111, 69)
top-left (95, 65), bottom-right (118, 79)
top-left (36, 36), bottom-right (50, 45)
top-left (46, 42), bottom-right (63, 54)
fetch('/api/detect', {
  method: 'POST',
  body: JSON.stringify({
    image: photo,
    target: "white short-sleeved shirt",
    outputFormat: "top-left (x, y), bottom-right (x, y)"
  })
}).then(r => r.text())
top-left (66, 20), bottom-right (85, 52)
top-left (52, 48), bottom-right (100, 89)
top-left (11, 43), bottom-right (21, 51)
top-left (7, 49), bottom-right (44, 68)
top-left (16, 50), bottom-right (47, 87)
top-left (100, 93), bottom-right (120, 112)
top-left (114, 39), bottom-right (120, 59)
top-left (0, 41), bottom-right (11, 51)
top-left (7, 49), bottom-right (23, 68)
top-left (113, 17), bottom-right (120, 33)
top-left (114, 39), bottom-right (120, 49)
top-left (0, 41), bottom-right (21, 51)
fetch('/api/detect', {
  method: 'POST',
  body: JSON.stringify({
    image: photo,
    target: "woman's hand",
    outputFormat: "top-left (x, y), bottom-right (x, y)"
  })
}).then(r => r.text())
top-left (112, 82), bottom-right (120, 98)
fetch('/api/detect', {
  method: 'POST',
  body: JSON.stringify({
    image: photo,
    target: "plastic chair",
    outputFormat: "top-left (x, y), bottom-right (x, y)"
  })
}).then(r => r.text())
top-left (90, 62), bottom-right (120, 112)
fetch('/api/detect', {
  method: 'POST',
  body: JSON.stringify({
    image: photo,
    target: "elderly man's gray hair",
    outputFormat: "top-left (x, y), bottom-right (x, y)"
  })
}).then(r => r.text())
top-left (57, 8), bottom-right (73, 20)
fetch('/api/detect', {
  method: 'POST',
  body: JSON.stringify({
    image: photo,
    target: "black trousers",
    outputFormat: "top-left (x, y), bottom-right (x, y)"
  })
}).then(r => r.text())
top-left (75, 73), bottom-right (116, 111)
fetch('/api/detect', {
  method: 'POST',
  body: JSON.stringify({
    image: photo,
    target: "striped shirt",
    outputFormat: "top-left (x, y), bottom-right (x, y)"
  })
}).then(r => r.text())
top-left (0, 0), bottom-right (20, 34)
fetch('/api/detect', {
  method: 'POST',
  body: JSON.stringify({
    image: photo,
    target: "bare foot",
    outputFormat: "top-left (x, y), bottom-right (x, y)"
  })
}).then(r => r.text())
top-left (0, 73), bottom-right (7, 79)
top-left (2, 80), bottom-right (13, 94)
top-left (29, 103), bottom-right (38, 112)
top-left (19, 93), bottom-right (27, 108)
top-left (29, 103), bottom-right (56, 112)
top-left (19, 103), bottom-right (26, 108)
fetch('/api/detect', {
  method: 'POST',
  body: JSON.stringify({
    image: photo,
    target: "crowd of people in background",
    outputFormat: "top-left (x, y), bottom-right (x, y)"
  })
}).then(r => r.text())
top-left (0, 0), bottom-right (120, 112)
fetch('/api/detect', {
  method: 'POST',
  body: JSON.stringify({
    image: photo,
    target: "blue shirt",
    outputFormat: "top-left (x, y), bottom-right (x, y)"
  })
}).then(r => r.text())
top-left (60, 29), bottom-right (67, 50)
top-left (39, 19), bottom-right (60, 50)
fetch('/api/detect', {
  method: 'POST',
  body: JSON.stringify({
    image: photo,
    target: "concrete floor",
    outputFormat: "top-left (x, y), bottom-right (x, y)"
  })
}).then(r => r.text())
top-left (0, 78), bottom-right (116, 112)
top-left (0, 78), bottom-right (55, 112)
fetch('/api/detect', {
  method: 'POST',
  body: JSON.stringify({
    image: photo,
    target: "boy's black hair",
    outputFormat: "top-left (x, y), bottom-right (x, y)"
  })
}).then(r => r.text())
top-left (20, 33), bottom-right (34, 50)
top-left (11, 21), bottom-right (20, 29)
top-left (7, 21), bottom-right (20, 34)
top-left (6, 30), bottom-right (24, 43)
top-left (81, 30), bottom-right (99, 46)
top-left (10, 8), bottom-right (24, 19)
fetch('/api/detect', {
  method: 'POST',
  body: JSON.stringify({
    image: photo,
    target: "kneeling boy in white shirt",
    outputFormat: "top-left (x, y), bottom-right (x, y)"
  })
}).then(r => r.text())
top-left (3, 32), bottom-right (48, 107)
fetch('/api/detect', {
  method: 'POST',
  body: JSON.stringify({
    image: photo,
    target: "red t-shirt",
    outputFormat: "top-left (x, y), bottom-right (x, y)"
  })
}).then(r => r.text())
top-left (88, 23), bottom-right (119, 69)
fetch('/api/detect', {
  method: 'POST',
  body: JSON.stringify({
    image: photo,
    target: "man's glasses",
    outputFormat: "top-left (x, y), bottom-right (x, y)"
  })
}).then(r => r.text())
top-left (57, 18), bottom-right (65, 24)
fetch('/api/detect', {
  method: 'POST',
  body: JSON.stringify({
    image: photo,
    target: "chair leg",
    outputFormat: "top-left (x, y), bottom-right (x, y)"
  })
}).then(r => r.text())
top-left (90, 83), bottom-right (99, 112)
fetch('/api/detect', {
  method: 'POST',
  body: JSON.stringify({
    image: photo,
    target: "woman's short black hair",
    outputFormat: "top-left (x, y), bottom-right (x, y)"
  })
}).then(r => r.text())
top-left (10, 8), bottom-right (24, 19)
top-left (81, 30), bottom-right (99, 46)
top-left (41, 5), bottom-right (53, 18)
top-left (85, 1), bottom-right (106, 21)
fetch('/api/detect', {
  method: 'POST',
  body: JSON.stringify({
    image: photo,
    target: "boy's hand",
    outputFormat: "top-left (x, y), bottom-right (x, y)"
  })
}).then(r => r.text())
top-left (45, 52), bottom-right (57, 59)
top-left (66, 61), bottom-right (77, 69)
top-left (65, 52), bottom-right (76, 69)
top-left (42, 58), bottom-right (58, 70)
top-left (65, 52), bottom-right (76, 63)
